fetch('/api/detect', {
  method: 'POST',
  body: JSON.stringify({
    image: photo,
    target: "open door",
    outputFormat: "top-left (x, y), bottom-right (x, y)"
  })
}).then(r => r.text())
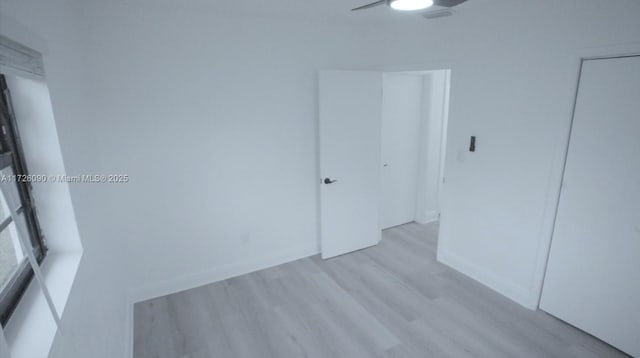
top-left (318, 71), bottom-right (382, 259)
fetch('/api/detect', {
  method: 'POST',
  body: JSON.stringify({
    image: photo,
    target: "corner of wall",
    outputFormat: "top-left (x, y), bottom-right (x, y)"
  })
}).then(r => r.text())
top-left (416, 210), bottom-right (439, 225)
top-left (124, 242), bottom-right (320, 357)
top-left (437, 246), bottom-right (538, 310)
top-left (124, 294), bottom-right (135, 358)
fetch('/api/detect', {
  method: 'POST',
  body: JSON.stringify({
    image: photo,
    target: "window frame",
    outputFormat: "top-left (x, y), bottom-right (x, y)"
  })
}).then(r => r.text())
top-left (0, 74), bottom-right (47, 327)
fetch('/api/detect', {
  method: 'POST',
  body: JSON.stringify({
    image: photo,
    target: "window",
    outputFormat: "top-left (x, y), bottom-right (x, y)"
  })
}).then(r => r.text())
top-left (0, 74), bottom-right (47, 327)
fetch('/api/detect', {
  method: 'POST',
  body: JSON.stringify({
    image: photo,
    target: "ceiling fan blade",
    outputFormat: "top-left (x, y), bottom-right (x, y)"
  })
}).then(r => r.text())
top-left (434, 0), bottom-right (468, 7)
top-left (351, 0), bottom-right (386, 11)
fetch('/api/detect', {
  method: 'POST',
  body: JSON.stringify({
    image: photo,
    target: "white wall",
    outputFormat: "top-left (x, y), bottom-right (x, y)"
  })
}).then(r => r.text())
top-left (79, 2), bottom-right (389, 297)
top-left (373, 0), bottom-right (640, 308)
top-left (381, 74), bottom-right (423, 229)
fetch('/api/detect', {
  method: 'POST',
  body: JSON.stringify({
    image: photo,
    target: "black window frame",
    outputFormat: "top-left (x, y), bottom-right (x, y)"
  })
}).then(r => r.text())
top-left (0, 74), bottom-right (47, 327)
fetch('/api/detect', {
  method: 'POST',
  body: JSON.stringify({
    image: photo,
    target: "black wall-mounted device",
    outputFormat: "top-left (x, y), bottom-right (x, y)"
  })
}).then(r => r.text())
top-left (469, 136), bottom-right (476, 152)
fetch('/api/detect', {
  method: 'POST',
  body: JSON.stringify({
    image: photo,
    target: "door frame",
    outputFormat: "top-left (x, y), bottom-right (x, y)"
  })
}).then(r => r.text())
top-left (533, 46), bottom-right (640, 309)
top-left (314, 64), bottom-right (454, 258)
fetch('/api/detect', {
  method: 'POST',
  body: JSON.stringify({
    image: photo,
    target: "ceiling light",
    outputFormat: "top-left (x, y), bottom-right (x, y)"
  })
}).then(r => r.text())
top-left (390, 0), bottom-right (434, 11)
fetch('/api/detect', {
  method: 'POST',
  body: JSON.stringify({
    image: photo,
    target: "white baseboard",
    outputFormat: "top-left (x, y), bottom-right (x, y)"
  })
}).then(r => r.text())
top-left (437, 247), bottom-right (537, 310)
top-left (125, 295), bottom-right (134, 358)
top-left (124, 242), bottom-right (319, 357)
top-left (416, 210), bottom-right (439, 225)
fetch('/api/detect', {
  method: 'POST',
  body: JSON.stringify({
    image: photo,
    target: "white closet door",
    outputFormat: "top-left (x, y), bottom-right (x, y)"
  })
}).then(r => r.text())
top-left (540, 56), bottom-right (640, 357)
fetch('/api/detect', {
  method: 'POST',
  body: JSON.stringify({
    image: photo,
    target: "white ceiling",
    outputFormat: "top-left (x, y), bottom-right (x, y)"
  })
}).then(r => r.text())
top-left (131, 0), bottom-right (507, 25)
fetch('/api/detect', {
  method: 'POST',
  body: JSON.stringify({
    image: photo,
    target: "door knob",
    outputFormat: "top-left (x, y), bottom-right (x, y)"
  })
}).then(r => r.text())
top-left (324, 178), bottom-right (338, 184)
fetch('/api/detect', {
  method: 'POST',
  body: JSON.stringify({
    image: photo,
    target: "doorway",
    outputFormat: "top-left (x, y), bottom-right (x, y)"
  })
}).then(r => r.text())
top-left (381, 70), bottom-right (451, 229)
top-left (318, 69), bottom-right (451, 259)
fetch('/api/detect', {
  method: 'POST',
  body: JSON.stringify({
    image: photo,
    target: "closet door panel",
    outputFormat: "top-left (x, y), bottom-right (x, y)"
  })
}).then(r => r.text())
top-left (540, 56), bottom-right (640, 357)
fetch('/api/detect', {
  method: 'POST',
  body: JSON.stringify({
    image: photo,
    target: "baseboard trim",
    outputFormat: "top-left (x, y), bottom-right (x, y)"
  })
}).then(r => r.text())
top-left (437, 248), bottom-right (536, 310)
top-left (125, 295), bottom-right (134, 358)
top-left (125, 242), bottom-right (319, 357)
top-left (416, 210), bottom-right (439, 225)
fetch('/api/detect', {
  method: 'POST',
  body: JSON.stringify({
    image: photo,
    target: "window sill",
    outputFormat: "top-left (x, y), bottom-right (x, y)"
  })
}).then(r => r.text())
top-left (3, 250), bottom-right (82, 358)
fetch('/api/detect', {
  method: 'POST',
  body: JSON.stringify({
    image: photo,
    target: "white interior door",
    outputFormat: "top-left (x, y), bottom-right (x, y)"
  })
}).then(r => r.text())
top-left (319, 70), bottom-right (382, 259)
top-left (540, 56), bottom-right (640, 357)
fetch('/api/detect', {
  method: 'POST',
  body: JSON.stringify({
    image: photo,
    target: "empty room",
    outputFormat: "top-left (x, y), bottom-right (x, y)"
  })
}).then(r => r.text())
top-left (0, 0), bottom-right (639, 357)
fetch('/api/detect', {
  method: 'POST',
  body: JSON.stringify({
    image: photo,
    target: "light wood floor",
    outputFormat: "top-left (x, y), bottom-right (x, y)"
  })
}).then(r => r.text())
top-left (134, 222), bottom-right (629, 358)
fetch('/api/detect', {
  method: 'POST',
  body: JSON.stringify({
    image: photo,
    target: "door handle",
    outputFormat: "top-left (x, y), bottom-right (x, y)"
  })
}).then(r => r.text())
top-left (324, 178), bottom-right (338, 184)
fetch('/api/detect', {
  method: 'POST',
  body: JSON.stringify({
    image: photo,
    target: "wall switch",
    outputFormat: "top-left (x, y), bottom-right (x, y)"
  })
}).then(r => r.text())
top-left (469, 136), bottom-right (476, 152)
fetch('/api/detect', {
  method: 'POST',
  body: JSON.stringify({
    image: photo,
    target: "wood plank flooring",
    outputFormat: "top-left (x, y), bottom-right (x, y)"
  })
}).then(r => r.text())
top-left (134, 222), bottom-right (629, 358)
